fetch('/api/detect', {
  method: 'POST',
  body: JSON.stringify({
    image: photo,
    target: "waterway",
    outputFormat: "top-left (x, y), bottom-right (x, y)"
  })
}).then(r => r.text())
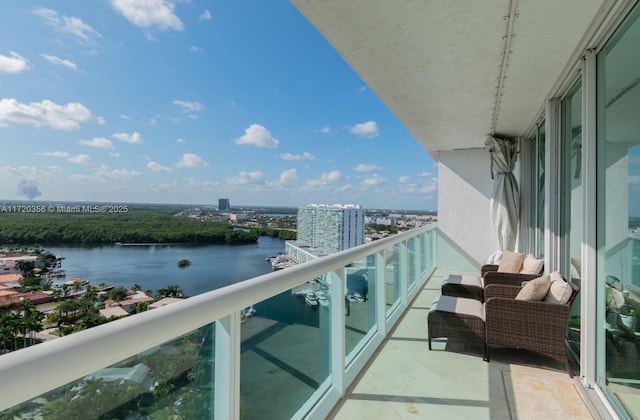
top-left (46, 236), bottom-right (286, 297)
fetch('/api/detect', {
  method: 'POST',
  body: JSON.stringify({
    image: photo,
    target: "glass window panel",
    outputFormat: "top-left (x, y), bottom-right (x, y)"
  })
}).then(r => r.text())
top-left (597, 4), bottom-right (640, 416)
top-left (537, 123), bottom-right (546, 258)
top-left (561, 80), bottom-right (583, 357)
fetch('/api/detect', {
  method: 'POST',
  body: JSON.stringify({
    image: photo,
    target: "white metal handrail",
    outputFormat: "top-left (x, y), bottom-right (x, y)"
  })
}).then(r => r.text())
top-left (0, 224), bottom-right (435, 410)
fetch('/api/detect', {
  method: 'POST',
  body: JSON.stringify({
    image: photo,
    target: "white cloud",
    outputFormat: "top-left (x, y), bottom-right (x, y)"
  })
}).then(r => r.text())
top-left (0, 52), bottom-right (30, 74)
top-left (33, 7), bottom-right (102, 43)
top-left (147, 161), bottom-right (173, 172)
top-left (189, 46), bottom-right (204, 53)
top-left (280, 152), bottom-right (315, 161)
top-left (96, 116), bottom-right (106, 125)
top-left (234, 124), bottom-right (279, 148)
top-left (120, 114), bottom-right (132, 120)
top-left (112, 131), bottom-right (143, 143)
top-left (185, 178), bottom-right (219, 189)
top-left (321, 126), bottom-right (331, 134)
top-left (358, 86), bottom-right (367, 94)
top-left (361, 174), bottom-right (386, 186)
top-left (304, 170), bottom-right (343, 188)
top-left (80, 137), bottom-right (114, 149)
top-left (176, 138), bottom-right (186, 144)
top-left (398, 175), bottom-right (411, 183)
top-left (41, 151), bottom-right (70, 158)
top-left (173, 100), bottom-right (204, 113)
top-left (350, 120), bottom-right (379, 138)
top-left (176, 153), bottom-right (207, 168)
top-left (68, 154), bottom-right (92, 165)
top-left (40, 151), bottom-right (91, 165)
top-left (0, 165), bottom-right (61, 179)
top-left (109, 152), bottom-right (120, 158)
top-left (354, 163), bottom-right (384, 172)
top-left (0, 98), bottom-right (92, 130)
top-left (227, 171), bottom-right (265, 185)
top-left (277, 169), bottom-right (297, 185)
top-left (40, 54), bottom-right (77, 70)
top-left (96, 165), bottom-right (141, 180)
top-left (149, 117), bottom-right (157, 125)
top-left (111, 0), bottom-right (184, 31)
top-left (199, 9), bottom-right (212, 21)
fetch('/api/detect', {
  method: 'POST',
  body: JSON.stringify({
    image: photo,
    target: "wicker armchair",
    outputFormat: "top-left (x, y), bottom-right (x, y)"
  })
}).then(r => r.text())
top-left (483, 281), bottom-right (579, 377)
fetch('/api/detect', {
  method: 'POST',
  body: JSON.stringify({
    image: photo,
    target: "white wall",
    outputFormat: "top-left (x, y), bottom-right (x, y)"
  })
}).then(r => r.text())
top-left (437, 149), bottom-right (501, 271)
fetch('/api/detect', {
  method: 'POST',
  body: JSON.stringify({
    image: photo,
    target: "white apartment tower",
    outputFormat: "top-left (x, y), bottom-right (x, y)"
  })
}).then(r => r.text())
top-left (297, 204), bottom-right (365, 255)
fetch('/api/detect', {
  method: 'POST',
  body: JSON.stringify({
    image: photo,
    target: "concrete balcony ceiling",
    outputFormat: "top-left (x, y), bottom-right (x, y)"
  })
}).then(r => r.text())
top-left (291, 0), bottom-right (607, 156)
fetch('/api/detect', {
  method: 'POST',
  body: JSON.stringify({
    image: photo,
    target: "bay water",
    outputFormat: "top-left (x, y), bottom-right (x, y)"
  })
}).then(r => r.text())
top-left (46, 236), bottom-right (286, 297)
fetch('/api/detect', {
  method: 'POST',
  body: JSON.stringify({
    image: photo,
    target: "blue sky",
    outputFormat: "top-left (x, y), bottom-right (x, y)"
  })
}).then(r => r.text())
top-left (0, 1), bottom-right (437, 211)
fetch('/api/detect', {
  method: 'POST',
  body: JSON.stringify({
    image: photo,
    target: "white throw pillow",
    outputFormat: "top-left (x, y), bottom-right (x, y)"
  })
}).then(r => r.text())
top-left (519, 254), bottom-right (544, 275)
top-left (544, 272), bottom-right (573, 304)
top-left (516, 274), bottom-right (551, 301)
top-left (498, 250), bottom-right (525, 273)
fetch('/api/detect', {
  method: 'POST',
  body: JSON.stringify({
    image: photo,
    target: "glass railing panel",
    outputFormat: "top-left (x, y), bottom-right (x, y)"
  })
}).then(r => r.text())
top-left (385, 243), bottom-right (401, 317)
top-left (407, 237), bottom-right (417, 289)
top-left (0, 324), bottom-right (215, 419)
top-left (428, 229), bottom-right (437, 270)
top-left (345, 256), bottom-right (377, 362)
top-left (420, 231), bottom-right (428, 276)
top-left (240, 284), bottom-right (331, 419)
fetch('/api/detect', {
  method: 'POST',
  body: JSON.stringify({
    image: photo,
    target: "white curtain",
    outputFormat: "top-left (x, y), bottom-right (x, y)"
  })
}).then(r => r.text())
top-left (486, 135), bottom-right (519, 264)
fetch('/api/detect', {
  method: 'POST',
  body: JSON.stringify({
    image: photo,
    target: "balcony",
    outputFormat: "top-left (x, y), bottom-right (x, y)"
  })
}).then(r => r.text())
top-left (0, 225), bottom-right (592, 419)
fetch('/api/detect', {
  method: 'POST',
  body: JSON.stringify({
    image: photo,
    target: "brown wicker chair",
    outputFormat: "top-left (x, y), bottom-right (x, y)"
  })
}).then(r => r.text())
top-left (483, 281), bottom-right (579, 377)
top-left (441, 264), bottom-right (543, 302)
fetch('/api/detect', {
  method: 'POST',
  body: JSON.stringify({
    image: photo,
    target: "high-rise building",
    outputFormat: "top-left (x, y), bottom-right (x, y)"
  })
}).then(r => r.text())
top-left (218, 198), bottom-right (230, 212)
top-left (296, 204), bottom-right (365, 255)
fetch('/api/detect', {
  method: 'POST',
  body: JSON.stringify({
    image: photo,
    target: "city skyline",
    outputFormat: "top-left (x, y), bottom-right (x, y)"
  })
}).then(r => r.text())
top-left (0, 1), bottom-right (438, 211)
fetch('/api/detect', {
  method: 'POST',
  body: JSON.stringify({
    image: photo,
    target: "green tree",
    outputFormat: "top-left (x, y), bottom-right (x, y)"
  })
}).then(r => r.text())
top-left (108, 286), bottom-right (128, 301)
top-left (14, 260), bottom-right (35, 276)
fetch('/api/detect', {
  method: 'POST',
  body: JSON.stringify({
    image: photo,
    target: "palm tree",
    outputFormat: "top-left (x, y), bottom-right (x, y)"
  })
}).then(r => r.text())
top-left (71, 280), bottom-right (83, 296)
top-left (61, 284), bottom-right (70, 298)
top-left (166, 284), bottom-right (184, 298)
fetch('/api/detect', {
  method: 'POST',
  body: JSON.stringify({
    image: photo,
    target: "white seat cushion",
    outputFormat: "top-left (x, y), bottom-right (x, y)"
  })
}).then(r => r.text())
top-left (432, 295), bottom-right (484, 320)
top-left (443, 274), bottom-right (484, 288)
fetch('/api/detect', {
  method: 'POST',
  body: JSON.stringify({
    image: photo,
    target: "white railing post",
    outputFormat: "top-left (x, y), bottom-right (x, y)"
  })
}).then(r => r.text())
top-left (215, 312), bottom-right (241, 419)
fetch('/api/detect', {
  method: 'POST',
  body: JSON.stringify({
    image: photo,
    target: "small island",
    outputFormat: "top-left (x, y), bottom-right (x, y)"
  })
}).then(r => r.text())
top-left (177, 259), bottom-right (191, 268)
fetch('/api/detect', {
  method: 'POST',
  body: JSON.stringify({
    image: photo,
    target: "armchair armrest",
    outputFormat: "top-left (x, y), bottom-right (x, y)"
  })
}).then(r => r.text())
top-left (481, 264), bottom-right (499, 277)
top-left (483, 272), bottom-right (540, 287)
top-left (484, 284), bottom-right (521, 300)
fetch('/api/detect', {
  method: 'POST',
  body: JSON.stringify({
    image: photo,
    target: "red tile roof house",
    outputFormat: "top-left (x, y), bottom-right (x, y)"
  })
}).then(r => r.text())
top-left (0, 291), bottom-right (52, 307)
top-left (100, 290), bottom-right (155, 318)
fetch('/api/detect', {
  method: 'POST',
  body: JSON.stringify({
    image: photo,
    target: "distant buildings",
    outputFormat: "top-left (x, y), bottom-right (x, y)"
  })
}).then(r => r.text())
top-left (218, 198), bottom-right (230, 212)
top-left (294, 204), bottom-right (365, 256)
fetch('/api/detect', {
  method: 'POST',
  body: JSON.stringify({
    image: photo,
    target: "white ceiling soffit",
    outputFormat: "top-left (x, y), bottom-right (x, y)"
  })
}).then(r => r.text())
top-left (292, 0), bottom-right (606, 156)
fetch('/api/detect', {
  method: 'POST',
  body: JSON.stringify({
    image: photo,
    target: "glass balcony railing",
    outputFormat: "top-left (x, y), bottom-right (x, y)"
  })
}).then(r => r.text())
top-left (0, 225), bottom-right (436, 419)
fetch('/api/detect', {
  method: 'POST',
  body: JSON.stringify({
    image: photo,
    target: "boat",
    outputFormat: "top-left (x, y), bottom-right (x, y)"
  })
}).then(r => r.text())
top-left (305, 292), bottom-right (319, 306)
top-left (316, 291), bottom-right (329, 307)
